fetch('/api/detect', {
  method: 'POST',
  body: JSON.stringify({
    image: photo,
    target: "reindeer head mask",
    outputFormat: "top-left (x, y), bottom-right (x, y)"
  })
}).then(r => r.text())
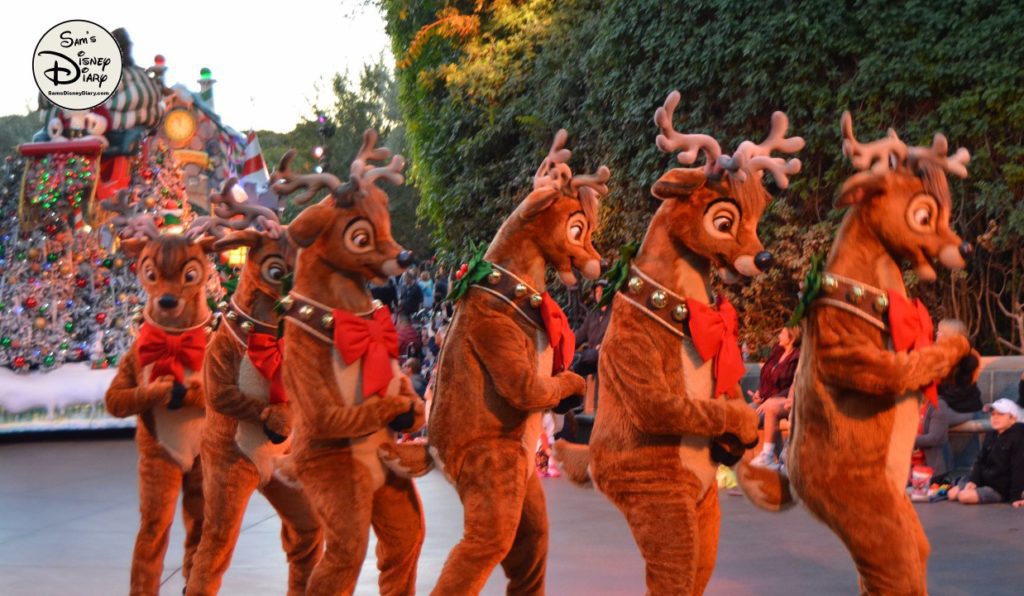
top-left (651, 90), bottom-right (804, 283)
top-left (272, 129), bottom-right (412, 283)
top-left (504, 129), bottom-right (609, 287)
top-left (837, 112), bottom-right (971, 282)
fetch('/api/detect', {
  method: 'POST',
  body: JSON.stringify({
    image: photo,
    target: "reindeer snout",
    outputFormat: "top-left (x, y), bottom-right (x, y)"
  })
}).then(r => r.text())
top-left (157, 294), bottom-right (179, 310)
top-left (959, 242), bottom-right (973, 259)
top-left (754, 251), bottom-right (774, 271)
top-left (396, 251), bottom-right (415, 269)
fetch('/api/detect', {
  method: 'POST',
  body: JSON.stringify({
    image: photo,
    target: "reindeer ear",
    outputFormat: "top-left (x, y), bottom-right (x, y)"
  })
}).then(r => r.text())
top-left (520, 187), bottom-right (561, 219)
top-left (212, 229), bottom-right (263, 253)
top-left (651, 168), bottom-right (706, 201)
top-left (287, 202), bottom-right (331, 248)
top-left (836, 173), bottom-right (886, 208)
top-left (120, 238), bottom-right (147, 257)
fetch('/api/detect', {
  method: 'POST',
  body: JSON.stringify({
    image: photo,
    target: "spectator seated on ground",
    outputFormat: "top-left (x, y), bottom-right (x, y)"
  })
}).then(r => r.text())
top-left (947, 399), bottom-right (1024, 507)
top-left (750, 325), bottom-right (801, 469)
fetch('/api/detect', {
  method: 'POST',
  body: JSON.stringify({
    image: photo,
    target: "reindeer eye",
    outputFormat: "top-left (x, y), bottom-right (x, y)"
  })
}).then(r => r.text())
top-left (183, 261), bottom-right (203, 285)
top-left (906, 194), bottom-right (938, 232)
top-left (143, 263), bottom-right (157, 283)
top-left (261, 258), bottom-right (288, 283)
top-left (714, 216), bottom-right (733, 232)
top-left (344, 219), bottom-right (375, 254)
top-left (704, 200), bottom-right (741, 239)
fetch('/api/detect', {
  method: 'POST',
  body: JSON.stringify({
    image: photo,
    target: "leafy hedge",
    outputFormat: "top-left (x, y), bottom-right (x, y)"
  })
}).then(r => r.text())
top-left (381, 0), bottom-right (1024, 353)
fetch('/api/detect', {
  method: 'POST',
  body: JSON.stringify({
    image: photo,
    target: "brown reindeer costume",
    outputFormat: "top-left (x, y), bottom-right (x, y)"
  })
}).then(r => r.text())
top-left (102, 194), bottom-right (217, 595)
top-left (428, 130), bottom-right (609, 595)
top-left (275, 131), bottom-right (430, 596)
top-left (788, 113), bottom-right (972, 595)
top-left (557, 91), bottom-right (803, 595)
top-left (185, 181), bottom-right (323, 596)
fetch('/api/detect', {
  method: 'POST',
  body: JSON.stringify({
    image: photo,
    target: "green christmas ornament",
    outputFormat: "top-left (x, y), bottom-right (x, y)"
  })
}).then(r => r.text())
top-left (43, 353), bottom-right (56, 367)
top-left (38, 303), bottom-right (49, 315)
top-left (102, 258), bottom-right (114, 268)
top-left (64, 321), bottom-right (74, 333)
top-left (0, 336), bottom-right (10, 348)
top-left (47, 252), bottom-right (58, 263)
top-left (59, 341), bottom-right (69, 350)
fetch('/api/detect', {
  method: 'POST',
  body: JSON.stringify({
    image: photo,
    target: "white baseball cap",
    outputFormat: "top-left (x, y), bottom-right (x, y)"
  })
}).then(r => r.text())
top-left (988, 398), bottom-right (1024, 423)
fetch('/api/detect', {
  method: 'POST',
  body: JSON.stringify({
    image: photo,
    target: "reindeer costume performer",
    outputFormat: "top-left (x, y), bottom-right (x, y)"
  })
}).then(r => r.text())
top-left (102, 193), bottom-right (217, 595)
top-left (274, 130), bottom-right (429, 596)
top-left (788, 113), bottom-right (972, 595)
top-left (557, 91), bottom-right (803, 595)
top-left (185, 181), bottom-right (322, 596)
top-left (429, 130), bottom-right (609, 595)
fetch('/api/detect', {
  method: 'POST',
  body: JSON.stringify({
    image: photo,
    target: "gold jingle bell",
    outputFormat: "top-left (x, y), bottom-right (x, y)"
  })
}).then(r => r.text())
top-left (240, 321), bottom-right (254, 333)
top-left (650, 290), bottom-right (668, 309)
top-left (874, 293), bottom-right (889, 313)
top-left (225, 310), bottom-right (238, 322)
top-left (672, 303), bottom-right (689, 322)
top-left (514, 283), bottom-right (528, 298)
top-left (487, 270), bottom-right (502, 284)
top-left (321, 314), bottom-right (335, 329)
top-left (821, 274), bottom-right (838, 294)
top-left (628, 276), bottom-right (644, 294)
top-left (217, 301), bottom-right (229, 312)
top-left (529, 294), bottom-right (543, 308)
top-left (279, 295), bottom-right (295, 311)
top-left (847, 285), bottom-right (865, 304)
top-left (298, 305), bottom-right (314, 320)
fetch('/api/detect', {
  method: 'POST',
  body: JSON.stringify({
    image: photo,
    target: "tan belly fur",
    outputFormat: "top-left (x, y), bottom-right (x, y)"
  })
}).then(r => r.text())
top-left (678, 337), bottom-right (716, 496)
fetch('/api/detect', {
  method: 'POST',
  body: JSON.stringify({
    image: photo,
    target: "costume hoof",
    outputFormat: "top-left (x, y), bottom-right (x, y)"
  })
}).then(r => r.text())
top-left (168, 381), bottom-right (187, 410)
top-left (388, 404), bottom-right (416, 432)
top-left (264, 423), bottom-right (288, 444)
top-left (710, 434), bottom-right (746, 466)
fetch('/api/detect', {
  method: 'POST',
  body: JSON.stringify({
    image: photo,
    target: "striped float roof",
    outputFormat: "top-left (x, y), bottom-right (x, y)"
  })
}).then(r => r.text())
top-left (105, 65), bottom-right (164, 131)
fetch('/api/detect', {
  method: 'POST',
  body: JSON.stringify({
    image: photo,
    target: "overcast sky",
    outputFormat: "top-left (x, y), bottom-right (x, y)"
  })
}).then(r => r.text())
top-left (7, 1), bottom-right (393, 132)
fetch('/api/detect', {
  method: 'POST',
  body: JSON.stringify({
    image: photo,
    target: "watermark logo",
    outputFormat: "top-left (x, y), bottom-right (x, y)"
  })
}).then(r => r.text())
top-left (33, 20), bottom-right (122, 110)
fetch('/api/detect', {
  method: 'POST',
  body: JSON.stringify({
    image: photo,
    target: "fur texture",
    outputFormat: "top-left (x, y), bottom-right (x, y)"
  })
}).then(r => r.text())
top-left (104, 234), bottom-right (213, 595)
top-left (788, 137), bottom-right (971, 594)
top-left (428, 167), bottom-right (601, 595)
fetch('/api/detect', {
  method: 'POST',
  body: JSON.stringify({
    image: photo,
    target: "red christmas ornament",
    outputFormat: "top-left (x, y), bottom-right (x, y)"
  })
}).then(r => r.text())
top-left (95, 312), bottom-right (107, 324)
top-left (25, 296), bottom-right (38, 309)
top-left (129, 262), bottom-right (137, 272)
top-left (13, 356), bottom-right (27, 368)
top-left (76, 277), bottom-right (87, 289)
top-left (45, 223), bottom-right (58, 236)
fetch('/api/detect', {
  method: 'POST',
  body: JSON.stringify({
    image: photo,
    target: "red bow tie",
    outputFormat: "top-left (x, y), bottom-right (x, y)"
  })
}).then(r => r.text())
top-left (333, 305), bottom-right (399, 399)
top-left (247, 333), bottom-right (287, 404)
top-left (538, 292), bottom-right (575, 374)
top-left (886, 290), bottom-right (937, 406)
top-left (685, 296), bottom-right (744, 398)
top-left (137, 322), bottom-right (207, 383)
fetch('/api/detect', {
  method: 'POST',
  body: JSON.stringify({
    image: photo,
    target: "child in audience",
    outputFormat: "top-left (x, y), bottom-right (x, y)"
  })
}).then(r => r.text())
top-left (947, 399), bottom-right (1024, 506)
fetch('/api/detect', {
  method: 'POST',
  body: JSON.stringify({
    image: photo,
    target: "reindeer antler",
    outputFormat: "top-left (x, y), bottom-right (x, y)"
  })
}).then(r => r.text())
top-left (908, 133), bottom-right (970, 179)
top-left (271, 150), bottom-right (352, 206)
top-left (272, 129), bottom-right (404, 209)
top-left (718, 111), bottom-right (805, 189)
top-left (100, 190), bottom-right (159, 241)
top-left (841, 111), bottom-right (908, 176)
top-left (571, 165), bottom-right (611, 200)
top-left (534, 129), bottom-right (574, 192)
top-left (654, 91), bottom-right (723, 176)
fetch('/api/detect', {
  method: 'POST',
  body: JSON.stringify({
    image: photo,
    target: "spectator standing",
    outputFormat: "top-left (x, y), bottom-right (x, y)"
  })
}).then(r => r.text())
top-left (399, 270), bottom-right (424, 317)
top-left (369, 277), bottom-right (398, 312)
top-left (572, 281), bottom-right (612, 377)
top-left (418, 270), bottom-right (435, 309)
top-left (396, 313), bottom-right (422, 359)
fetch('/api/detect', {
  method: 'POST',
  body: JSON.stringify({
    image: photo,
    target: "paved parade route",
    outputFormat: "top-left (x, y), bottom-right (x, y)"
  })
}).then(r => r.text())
top-left (1, 438), bottom-right (1020, 595)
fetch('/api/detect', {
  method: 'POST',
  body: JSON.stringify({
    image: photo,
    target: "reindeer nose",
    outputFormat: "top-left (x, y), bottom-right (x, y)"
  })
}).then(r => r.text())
top-left (158, 294), bottom-right (179, 310)
top-left (754, 251), bottom-right (774, 271)
top-left (959, 242), bottom-right (973, 259)
top-left (396, 251), bottom-right (414, 269)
